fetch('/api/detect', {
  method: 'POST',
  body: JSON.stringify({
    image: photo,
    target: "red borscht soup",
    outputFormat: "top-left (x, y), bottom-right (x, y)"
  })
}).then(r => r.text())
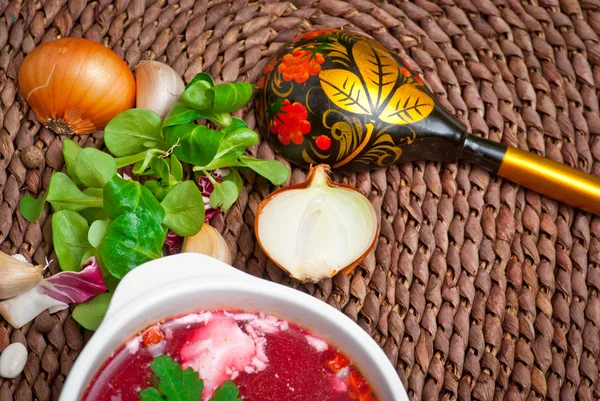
top-left (83, 310), bottom-right (378, 401)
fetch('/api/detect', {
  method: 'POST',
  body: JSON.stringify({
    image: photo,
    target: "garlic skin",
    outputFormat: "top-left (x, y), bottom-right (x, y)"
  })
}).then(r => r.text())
top-left (0, 252), bottom-right (44, 300)
top-left (11, 254), bottom-right (28, 264)
top-left (135, 61), bottom-right (185, 118)
top-left (182, 225), bottom-right (232, 265)
top-left (255, 165), bottom-right (378, 283)
top-left (0, 342), bottom-right (28, 379)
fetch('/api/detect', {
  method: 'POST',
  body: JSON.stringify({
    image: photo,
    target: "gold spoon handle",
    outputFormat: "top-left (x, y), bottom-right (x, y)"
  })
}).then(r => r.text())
top-left (461, 135), bottom-right (600, 215)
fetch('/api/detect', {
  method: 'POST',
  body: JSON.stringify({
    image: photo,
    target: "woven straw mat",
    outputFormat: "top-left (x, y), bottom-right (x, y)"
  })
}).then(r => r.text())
top-left (2, 0), bottom-right (600, 400)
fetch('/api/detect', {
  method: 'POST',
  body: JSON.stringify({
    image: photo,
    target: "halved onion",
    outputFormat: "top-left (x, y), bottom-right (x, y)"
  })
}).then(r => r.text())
top-left (255, 165), bottom-right (378, 282)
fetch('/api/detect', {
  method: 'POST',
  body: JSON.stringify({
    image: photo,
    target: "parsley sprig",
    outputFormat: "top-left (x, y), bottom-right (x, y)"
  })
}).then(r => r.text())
top-left (140, 355), bottom-right (242, 401)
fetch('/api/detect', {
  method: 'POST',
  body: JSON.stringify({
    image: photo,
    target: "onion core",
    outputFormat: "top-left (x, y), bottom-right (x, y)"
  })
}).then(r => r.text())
top-left (18, 38), bottom-right (136, 135)
top-left (255, 165), bottom-right (378, 282)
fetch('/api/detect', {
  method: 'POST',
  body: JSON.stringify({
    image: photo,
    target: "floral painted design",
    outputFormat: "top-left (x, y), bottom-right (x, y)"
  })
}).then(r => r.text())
top-left (401, 59), bottom-right (424, 84)
top-left (401, 59), bottom-right (413, 70)
top-left (270, 100), bottom-right (311, 145)
top-left (259, 59), bottom-right (279, 89)
top-left (263, 58), bottom-right (278, 75)
top-left (257, 30), bottom-right (437, 170)
top-left (293, 29), bottom-right (337, 42)
top-left (278, 50), bottom-right (325, 84)
top-left (315, 135), bottom-right (331, 151)
top-left (299, 29), bottom-right (338, 41)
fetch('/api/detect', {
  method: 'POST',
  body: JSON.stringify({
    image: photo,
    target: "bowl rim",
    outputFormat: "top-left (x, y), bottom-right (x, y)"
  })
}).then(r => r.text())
top-left (59, 254), bottom-right (407, 401)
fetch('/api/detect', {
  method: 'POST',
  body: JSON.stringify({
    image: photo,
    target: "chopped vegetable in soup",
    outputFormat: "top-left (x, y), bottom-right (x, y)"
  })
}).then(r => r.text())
top-left (82, 310), bottom-right (378, 401)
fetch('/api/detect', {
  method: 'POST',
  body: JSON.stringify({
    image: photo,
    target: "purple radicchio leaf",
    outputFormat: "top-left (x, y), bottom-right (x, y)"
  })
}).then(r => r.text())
top-left (198, 168), bottom-right (230, 222)
top-left (165, 231), bottom-right (183, 255)
top-left (120, 165), bottom-right (134, 180)
top-left (0, 257), bottom-right (107, 329)
top-left (40, 257), bottom-right (106, 303)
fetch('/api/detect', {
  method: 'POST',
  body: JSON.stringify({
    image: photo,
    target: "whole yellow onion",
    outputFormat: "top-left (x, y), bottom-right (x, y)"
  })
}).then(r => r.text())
top-left (18, 38), bottom-right (136, 135)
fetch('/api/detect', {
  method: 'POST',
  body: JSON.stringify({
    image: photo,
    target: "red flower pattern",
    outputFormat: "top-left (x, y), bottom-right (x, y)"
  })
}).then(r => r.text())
top-left (263, 58), bottom-right (278, 75)
top-left (270, 100), bottom-right (311, 145)
top-left (278, 50), bottom-right (325, 84)
top-left (292, 29), bottom-right (338, 42)
top-left (257, 76), bottom-right (266, 89)
top-left (399, 59), bottom-right (425, 85)
top-left (302, 29), bottom-right (338, 40)
top-left (315, 135), bottom-right (331, 151)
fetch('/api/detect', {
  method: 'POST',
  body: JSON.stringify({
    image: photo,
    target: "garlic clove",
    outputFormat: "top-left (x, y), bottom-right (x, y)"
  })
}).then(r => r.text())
top-left (255, 164), bottom-right (378, 283)
top-left (182, 224), bottom-right (232, 265)
top-left (135, 61), bottom-right (185, 118)
top-left (0, 252), bottom-right (44, 300)
top-left (0, 342), bottom-right (28, 379)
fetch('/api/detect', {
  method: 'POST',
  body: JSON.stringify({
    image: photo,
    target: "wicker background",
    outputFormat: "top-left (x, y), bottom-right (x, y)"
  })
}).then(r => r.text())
top-left (2, 0), bottom-right (600, 400)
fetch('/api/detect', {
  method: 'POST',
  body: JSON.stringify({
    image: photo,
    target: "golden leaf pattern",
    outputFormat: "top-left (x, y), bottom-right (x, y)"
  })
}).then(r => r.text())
top-left (352, 39), bottom-right (398, 110)
top-left (261, 31), bottom-right (437, 170)
top-left (356, 133), bottom-right (402, 166)
top-left (379, 84), bottom-right (434, 125)
top-left (319, 69), bottom-right (372, 116)
top-left (332, 122), bottom-right (373, 168)
top-left (322, 110), bottom-right (365, 162)
top-left (324, 40), bottom-right (351, 67)
top-left (302, 148), bottom-right (319, 165)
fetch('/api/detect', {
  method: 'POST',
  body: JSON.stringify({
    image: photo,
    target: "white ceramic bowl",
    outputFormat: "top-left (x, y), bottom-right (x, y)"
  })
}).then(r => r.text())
top-left (60, 253), bottom-right (408, 401)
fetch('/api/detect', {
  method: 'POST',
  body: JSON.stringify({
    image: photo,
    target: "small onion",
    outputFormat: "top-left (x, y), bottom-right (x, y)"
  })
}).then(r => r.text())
top-left (18, 38), bottom-right (135, 135)
top-left (255, 164), bottom-right (378, 283)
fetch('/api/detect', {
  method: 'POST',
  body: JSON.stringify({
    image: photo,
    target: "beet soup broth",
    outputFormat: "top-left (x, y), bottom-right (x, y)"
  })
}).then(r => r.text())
top-left (82, 310), bottom-right (378, 401)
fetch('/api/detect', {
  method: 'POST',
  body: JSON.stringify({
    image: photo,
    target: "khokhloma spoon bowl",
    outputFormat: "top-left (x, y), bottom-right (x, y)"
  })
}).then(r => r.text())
top-left (256, 29), bottom-right (600, 215)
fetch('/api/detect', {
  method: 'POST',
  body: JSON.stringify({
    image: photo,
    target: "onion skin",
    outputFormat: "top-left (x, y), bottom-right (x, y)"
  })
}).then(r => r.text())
top-left (254, 164), bottom-right (379, 282)
top-left (18, 38), bottom-right (136, 135)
